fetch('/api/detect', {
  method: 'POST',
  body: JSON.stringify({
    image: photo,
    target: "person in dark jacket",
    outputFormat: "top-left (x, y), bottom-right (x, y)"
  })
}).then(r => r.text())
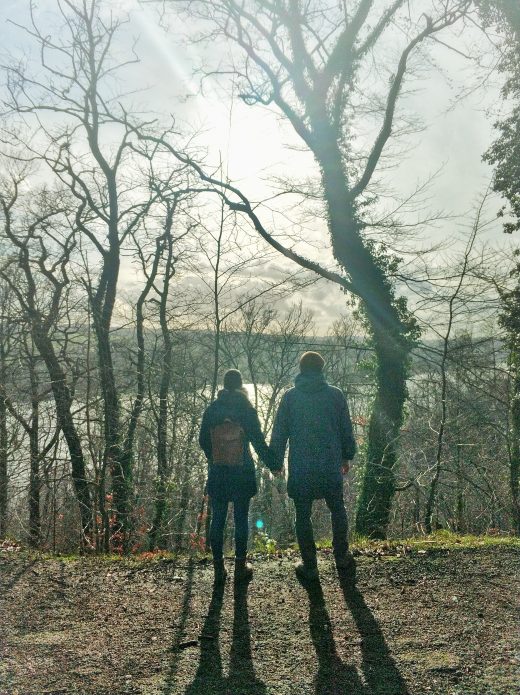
top-left (199, 369), bottom-right (274, 584)
top-left (270, 351), bottom-right (357, 582)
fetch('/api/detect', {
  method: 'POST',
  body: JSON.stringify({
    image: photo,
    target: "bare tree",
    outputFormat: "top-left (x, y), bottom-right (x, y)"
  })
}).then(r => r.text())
top-left (0, 174), bottom-right (93, 541)
top-left (3, 335), bottom-right (61, 547)
top-left (423, 218), bottom-right (479, 533)
top-left (2, 0), bottom-right (189, 550)
top-left (153, 0), bottom-right (472, 537)
top-left (0, 277), bottom-right (17, 538)
top-left (136, 192), bottom-right (192, 549)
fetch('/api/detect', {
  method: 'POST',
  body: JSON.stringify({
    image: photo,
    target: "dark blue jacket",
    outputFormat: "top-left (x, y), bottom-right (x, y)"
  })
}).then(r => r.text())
top-left (270, 372), bottom-right (356, 499)
top-left (199, 389), bottom-right (273, 501)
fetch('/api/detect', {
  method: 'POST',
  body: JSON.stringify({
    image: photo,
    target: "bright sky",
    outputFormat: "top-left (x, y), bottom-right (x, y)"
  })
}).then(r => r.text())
top-left (0, 0), bottom-right (511, 331)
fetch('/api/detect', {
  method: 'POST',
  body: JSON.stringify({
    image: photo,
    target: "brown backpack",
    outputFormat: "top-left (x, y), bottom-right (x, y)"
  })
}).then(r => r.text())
top-left (210, 418), bottom-right (245, 466)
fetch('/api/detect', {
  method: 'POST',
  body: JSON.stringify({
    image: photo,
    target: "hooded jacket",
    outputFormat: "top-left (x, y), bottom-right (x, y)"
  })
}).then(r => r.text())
top-left (199, 388), bottom-right (273, 500)
top-left (270, 372), bottom-right (356, 499)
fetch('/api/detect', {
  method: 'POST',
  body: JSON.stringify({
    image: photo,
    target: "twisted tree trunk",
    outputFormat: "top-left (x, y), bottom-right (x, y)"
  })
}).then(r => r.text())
top-left (319, 143), bottom-right (411, 538)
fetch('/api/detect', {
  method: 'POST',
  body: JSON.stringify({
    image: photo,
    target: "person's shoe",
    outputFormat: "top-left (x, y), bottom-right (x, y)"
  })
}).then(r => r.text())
top-left (335, 551), bottom-right (356, 583)
top-left (295, 561), bottom-right (319, 583)
top-left (234, 558), bottom-right (253, 583)
top-left (213, 559), bottom-right (227, 585)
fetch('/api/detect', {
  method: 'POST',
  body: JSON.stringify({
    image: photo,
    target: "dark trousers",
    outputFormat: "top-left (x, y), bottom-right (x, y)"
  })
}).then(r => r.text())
top-left (293, 492), bottom-right (349, 567)
top-left (209, 496), bottom-right (250, 561)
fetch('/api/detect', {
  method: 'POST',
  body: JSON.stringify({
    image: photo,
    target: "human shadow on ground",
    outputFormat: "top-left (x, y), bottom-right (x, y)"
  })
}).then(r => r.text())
top-left (301, 575), bottom-right (410, 695)
top-left (339, 576), bottom-right (410, 695)
top-left (162, 559), bottom-right (197, 695)
top-left (183, 579), bottom-right (267, 695)
top-left (1, 558), bottom-right (37, 591)
top-left (303, 580), bottom-right (365, 694)
top-left (183, 580), bottom-right (227, 695)
top-left (227, 581), bottom-right (267, 695)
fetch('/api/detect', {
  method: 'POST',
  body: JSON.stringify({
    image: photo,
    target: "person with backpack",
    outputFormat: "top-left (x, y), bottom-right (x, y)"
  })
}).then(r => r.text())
top-left (199, 369), bottom-right (275, 584)
top-left (270, 351), bottom-right (357, 582)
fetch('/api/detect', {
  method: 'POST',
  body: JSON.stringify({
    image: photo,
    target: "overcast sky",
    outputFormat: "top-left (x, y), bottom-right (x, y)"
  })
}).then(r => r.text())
top-left (0, 0), bottom-right (512, 331)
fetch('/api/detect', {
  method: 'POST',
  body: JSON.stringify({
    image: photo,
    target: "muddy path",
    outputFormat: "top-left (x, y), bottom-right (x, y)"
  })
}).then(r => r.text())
top-left (0, 546), bottom-right (518, 694)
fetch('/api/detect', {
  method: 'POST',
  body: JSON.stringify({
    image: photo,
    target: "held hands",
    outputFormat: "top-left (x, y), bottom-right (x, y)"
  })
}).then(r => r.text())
top-left (266, 448), bottom-right (284, 477)
top-left (267, 458), bottom-right (284, 477)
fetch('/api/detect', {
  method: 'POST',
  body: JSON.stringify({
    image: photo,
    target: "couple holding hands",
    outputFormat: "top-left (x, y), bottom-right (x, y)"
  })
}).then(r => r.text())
top-left (199, 351), bottom-right (357, 585)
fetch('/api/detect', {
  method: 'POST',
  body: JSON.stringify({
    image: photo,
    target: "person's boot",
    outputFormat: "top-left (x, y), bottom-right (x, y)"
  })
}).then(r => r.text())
top-left (213, 559), bottom-right (227, 585)
top-left (335, 551), bottom-right (356, 583)
top-left (295, 559), bottom-right (319, 583)
top-left (234, 557), bottom-right (253, 583)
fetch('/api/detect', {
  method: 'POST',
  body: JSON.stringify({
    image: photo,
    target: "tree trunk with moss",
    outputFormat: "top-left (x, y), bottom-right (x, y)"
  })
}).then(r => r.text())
top-left (156, 0), bottom-right (467, 537)
top-left (356, 328), bottom-right (409, 537)
top-left (319, 147), bottom-right (412, 538)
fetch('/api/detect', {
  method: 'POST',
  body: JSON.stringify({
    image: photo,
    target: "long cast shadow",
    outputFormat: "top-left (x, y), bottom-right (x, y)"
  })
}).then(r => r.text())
top-left (183, 581), bottom-right (227, 695)
top-left (227, 581), bottom-right (267, 695)
top-left (162, 559), bottom-right (197, 695)
top-left (1, 558), bottom-right (37, 591)
top-left (183, 579), bottom-right (267, 695)
top-left (303, 580), bottom-right (365, 694)
top-left (339, 577), bottom-right (410, 695)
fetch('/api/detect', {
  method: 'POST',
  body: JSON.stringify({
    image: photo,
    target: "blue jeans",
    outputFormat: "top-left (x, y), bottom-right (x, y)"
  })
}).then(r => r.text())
top-left (209, 497), bottom-right (250, 560)
top-left (293, 492), bottom-right (349, 567)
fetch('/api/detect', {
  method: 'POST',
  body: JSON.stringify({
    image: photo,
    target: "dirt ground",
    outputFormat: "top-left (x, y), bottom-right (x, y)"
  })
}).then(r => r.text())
top-left (0, 545), bottom-right (518, 695)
